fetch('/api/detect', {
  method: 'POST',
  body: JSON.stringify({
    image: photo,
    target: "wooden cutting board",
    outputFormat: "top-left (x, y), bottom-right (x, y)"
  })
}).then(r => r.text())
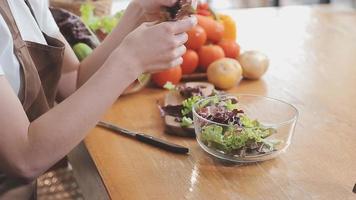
top-left (163, 82), bottom-right (214, 137)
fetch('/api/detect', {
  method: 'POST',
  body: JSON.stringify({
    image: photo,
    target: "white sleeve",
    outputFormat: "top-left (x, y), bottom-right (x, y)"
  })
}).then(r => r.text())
top-left (0, 64), bottom-right (4, 75)
top-left (29, 0), bottom-right (60, 37)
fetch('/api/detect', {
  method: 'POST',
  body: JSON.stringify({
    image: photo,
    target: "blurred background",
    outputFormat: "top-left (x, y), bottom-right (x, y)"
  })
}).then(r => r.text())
top-left (111, 0), bottom-right (356, 11)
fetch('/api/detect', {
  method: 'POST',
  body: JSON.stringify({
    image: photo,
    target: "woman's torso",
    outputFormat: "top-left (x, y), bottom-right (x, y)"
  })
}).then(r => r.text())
top-left (0, 0), bottom-right (64, 199)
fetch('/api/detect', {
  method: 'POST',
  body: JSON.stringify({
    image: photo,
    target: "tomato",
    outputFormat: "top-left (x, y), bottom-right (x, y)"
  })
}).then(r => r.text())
top-left (197, 15), bottom-right (224, 43)
top-left (186, 26), bottom-right (207, 50)
top-left (198, 3), bottom-right (209, 10)
top-left (217, 40), bottom-right (241, 58)
top-left (181, 50), bottom-right (199, 74)
top-left (197, 10), bottom-right (212, 16)
top-left (198, 45), bottom-right (225, 71)
top-left (152, 66), bottom-right (182, 87)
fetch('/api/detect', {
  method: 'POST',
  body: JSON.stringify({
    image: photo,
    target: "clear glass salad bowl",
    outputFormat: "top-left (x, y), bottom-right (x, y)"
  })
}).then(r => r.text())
top-left (192, 94), bottom-right (298, 163)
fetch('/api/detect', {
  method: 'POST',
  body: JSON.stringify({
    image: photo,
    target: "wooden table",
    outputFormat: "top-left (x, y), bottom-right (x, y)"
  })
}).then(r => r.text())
top-left (71, 5), bottom-right (356, 200)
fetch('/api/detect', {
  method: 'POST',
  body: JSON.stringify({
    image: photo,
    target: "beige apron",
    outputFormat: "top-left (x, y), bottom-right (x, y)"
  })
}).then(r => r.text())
top-left (0, 0), bottom-right (65, 199)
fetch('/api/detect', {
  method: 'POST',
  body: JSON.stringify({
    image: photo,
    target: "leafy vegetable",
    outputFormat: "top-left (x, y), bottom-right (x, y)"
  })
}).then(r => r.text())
top-left (163, 82), bottom-right (176, 91)
top-left (181, 116), bottom-right (193, 127)
top-left (138, 74), bottom-right (151, 85)
top-left (182, 96), bottom-right (202, 116)
top-left (197, 96), bottom-right (279, 156)
top-left (80, 4), bottom-right (124, 34)
top-left (225, 99), bottom-right (238, 111)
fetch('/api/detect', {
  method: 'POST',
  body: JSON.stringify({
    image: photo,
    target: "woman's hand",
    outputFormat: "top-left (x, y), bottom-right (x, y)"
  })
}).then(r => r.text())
top-left (111, 16), bottom-right (197, 75)
top-left (133, 0), bottom-right (192, 21)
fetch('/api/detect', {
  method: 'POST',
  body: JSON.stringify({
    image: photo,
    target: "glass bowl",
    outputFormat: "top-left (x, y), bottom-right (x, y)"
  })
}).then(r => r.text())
top-left (192, 94), bottom-right (298, 163)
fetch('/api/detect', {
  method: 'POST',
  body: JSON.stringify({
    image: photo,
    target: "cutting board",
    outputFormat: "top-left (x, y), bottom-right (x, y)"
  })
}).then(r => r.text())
top-left (163, 82), bottom-right (214, 137)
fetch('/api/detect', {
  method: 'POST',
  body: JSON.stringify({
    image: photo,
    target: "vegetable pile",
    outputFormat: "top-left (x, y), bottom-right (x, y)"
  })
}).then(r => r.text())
top-left (195, 96), bottom-right (280, 157)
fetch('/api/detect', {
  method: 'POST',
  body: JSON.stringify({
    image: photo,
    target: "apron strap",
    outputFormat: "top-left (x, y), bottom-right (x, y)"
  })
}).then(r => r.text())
top-left (0, 0), bottom-right (42, 109)
top-left (0, 0), bottom-right (26, 50)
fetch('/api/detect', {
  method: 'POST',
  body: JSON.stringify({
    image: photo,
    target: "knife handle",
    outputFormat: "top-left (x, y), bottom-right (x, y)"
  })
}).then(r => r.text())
top-left (135, 133), bottom-right (189, 154)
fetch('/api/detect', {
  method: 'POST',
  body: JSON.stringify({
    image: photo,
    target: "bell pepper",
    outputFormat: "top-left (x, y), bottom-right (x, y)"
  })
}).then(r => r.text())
top-left (218, 14), bottom-right (237, 41)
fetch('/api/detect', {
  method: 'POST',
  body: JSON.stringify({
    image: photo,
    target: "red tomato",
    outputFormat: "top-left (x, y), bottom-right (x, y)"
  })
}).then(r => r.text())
top-left (198, 3), bottom-right (209, 10)
top-left (197, 15), bottom-right (225, 43)
top-left (197, 9), bottom-right (212, 16)
top-left (186, 25), bottom-right (207, 50)
top-left (217, 40), bottom-right (241, 58)
top-left (198, 45), bottom-right (225, 71)
top-left (152, 66), bottom-right (182, 87)
top-left (181, 50), bottom-right (199, 74)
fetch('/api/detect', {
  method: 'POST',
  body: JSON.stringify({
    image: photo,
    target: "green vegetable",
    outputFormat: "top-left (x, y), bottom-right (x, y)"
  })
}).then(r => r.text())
top-left (225, 99), bottom-right (238, 111)
top-left (181, 117), bottom-right (193, 127)
top-left (80, 3), bottom-right (124, 34)
top-left (200, 115), bottom-right (277, 154)
top-left (163, 82), bottom-right (176, 91)
top-left (182, 96), bottom-right (201, 116)
top-left (73, 43), bottom-right (93, 61)
top-left (138, 74), bottom-right (151, 85)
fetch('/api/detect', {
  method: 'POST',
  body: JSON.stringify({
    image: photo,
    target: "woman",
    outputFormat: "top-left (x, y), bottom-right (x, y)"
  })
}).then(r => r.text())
top-left (0, 0), bottom-right (196, 199)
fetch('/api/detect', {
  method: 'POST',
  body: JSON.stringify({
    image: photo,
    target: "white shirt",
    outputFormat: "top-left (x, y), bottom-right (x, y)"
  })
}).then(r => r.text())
top-left (0, 0), bottom-right (60, 94)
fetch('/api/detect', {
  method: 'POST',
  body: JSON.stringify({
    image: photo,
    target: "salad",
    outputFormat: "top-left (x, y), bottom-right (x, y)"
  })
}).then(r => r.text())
top-left (160, 82), bottom-right (216, 128)
top-left (194, 96), bottom-right (280, 157)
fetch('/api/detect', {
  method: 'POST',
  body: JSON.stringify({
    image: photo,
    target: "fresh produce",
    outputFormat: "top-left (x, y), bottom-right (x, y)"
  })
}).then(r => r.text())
top-left (218, 14), bottom-right (237, 41)
top-left (207, 58), bottom-right (242, 90)
top-left (195, 96), bottom-right (279, 157)
top-left (186, 26), bottom-right (207, 50)
top-left (50, 7), bottom-right (100, 49)
top-left (197, 15), bottom-right (224, 43)
top-left (73, 43), bottom-right (93, 61)
top-left (161, 0), bottom-right (196, 21)
top-left (238, 51), bottom-right (269, 80)
top-left (217, 40), bottom-right (240, 59)
top-left (181, 50), bottom-right (199, 74)
top-left (152, 66), bottom-right (182, 87)
top-left (197, 2), bottom-right (212, 17)
top-left (198, 45), bottom-right (225, 70)
top-left (80, 4), bottom-right (124, 40)
top-left (161, 82), bottom-right (216, 128)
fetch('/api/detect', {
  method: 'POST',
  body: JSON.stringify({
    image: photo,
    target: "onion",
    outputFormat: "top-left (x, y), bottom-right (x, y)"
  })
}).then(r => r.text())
top-left (238, 51), bottom-right (269, 80)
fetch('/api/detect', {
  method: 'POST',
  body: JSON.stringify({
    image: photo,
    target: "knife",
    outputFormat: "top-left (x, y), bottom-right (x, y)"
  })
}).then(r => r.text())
top-left (97, 121), bottom-right (189, 154)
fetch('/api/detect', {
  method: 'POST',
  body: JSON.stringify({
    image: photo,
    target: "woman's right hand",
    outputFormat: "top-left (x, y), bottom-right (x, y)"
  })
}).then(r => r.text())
top-left (112, 16), bottom-right (197, 75)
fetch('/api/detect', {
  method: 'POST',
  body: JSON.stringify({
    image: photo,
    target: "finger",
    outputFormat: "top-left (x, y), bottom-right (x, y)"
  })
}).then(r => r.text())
top-left (148, 58), bottom-right (183, 73)
top-left (174, 33), bottom-right (189, 47)
top-left (172, 16), bottom-right (197, 34)
top-left (172, 45), bottom-right (187, 59)
top-left (160, 45), bottom-right (186, 61)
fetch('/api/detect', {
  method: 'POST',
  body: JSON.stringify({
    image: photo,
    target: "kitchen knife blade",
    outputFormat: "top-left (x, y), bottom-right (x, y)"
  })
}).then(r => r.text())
top-left (97, 121), bottom-right (189, 154)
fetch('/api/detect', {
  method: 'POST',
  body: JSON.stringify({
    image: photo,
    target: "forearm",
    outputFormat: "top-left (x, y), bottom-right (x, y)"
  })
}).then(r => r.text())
top-left (77, 2), bottom-right (145, 87)
top-left (24, 52), bottom-right (139, 178)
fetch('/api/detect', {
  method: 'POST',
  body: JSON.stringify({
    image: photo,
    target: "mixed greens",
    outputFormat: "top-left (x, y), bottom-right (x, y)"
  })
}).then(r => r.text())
top-left (195, 96), bottom-right (280, 157)
top-left (162, 82), bottom-right (215, 127)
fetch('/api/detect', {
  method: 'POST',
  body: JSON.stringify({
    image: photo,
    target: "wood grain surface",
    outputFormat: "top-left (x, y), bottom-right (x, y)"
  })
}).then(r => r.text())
top-left (84, 6), bottom-right (356, 200)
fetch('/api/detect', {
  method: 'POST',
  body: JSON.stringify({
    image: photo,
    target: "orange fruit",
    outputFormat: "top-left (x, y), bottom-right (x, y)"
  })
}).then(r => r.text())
top-left (197, 15), bottom-right (224, 43)
top-left (152, 66), bottom-right (182, 87)
top-left (186, 26), bottom-right (207, 50)
top-left (218, 40), bottom-right (240, 58)
top-left (181, 50), bottom-right (199, 74)
top-left (198, 45), bottom-right (225, 71)
top-left (207, 58), bottom-right (243, 90)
